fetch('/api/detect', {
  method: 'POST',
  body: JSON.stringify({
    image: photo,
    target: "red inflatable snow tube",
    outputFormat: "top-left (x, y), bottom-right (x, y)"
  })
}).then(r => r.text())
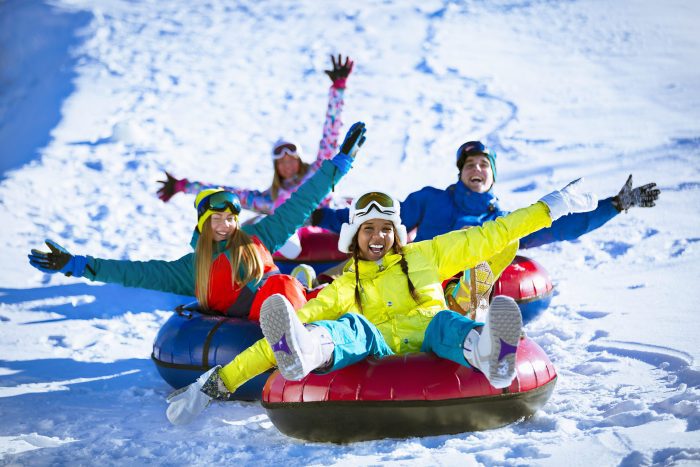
top-left (261, 336), bottom-right (557, 442)
top-left (494, 255), bottom-right (553, 322)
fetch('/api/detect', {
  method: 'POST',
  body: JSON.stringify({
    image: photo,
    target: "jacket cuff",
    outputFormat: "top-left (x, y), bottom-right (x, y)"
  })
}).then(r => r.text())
top-left (329, 152), bottom-right (353, 175)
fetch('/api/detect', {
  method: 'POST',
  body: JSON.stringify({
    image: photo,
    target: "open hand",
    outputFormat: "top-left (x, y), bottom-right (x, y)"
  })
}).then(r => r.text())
top-left (157, 171), bottom-right (188, 202)
top-left (325, 54), bottom-right (354, 89)
top-left (613, 174), bottom-right (660, 212)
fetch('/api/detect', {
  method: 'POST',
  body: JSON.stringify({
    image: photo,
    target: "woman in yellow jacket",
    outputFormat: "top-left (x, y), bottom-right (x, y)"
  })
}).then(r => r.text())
top-left (166, 181), bottom-right (597, 425)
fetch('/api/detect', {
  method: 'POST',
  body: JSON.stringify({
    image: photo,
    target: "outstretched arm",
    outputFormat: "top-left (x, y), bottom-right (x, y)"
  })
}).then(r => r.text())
top-left (521, 175), bottom-right (660, 248)
top-left (520, 197), bottom-right (618, 248)
top-left (157, 171), bottom-right (277, 215)
top-left (29, 239), bottom-right (196, 296)
top-left (427, 179), bottom-right (597, 279)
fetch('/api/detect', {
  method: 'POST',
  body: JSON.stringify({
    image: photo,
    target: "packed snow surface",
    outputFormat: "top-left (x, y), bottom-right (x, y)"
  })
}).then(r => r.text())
top-left (1, 0), bottom-right (699, 465)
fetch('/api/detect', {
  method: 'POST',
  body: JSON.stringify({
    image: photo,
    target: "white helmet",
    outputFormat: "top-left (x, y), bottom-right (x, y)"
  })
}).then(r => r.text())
top-left (338, 191), bottom-right (408, 253)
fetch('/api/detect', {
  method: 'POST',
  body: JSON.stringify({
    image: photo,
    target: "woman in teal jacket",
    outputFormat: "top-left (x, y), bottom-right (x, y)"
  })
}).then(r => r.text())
top-left (28, 123), bottom-right (367, 319)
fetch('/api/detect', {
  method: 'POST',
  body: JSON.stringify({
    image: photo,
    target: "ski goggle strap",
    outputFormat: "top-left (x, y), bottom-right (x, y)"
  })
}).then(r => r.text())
top-left (353, 191), bottom-right (396, 218)
top-left (272, 142), bottom-right (299, 160)
top-left (196, 191), bottom-right (242, 218)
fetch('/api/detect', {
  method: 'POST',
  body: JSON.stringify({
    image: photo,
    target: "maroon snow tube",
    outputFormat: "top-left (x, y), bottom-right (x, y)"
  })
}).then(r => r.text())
top-left (261, 336), bottom-right (557, 442)
top-left (273, 226), bottom-right (346, 275)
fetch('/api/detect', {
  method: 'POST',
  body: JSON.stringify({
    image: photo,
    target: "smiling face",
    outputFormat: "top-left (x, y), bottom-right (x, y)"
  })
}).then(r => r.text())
top-left (357, 218), bottom-right (395, 261)
top-left (460, 154), bottom-right (494, 193)
top-left (275, 154), bottom-right (301, 180)
top-left (209, 211), bottom-right (237, 242)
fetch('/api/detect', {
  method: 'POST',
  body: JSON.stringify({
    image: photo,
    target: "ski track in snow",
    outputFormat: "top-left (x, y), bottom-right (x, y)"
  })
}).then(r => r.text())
top-left (1, 0), bottom-right (699, 464)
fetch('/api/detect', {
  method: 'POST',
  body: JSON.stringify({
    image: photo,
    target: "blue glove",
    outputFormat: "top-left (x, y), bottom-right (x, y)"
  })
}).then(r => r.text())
top-left (331, 122), bottom-right (367, 173)
top-left (28, 239), bottom-right (91, 277)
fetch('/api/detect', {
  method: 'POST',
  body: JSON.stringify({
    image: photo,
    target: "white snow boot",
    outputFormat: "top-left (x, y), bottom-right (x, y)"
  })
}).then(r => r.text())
top-left (462, 295), bottom-right (522, 389)
top-left (260, 294), bottom-right (334, 380)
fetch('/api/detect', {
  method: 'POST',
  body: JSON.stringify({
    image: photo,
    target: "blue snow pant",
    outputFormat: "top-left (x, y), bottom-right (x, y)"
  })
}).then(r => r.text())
top-left (313, 310), bottom-right (483, 372)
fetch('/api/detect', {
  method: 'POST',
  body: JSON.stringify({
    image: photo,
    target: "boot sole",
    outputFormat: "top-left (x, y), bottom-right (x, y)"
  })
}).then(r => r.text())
top-left (260, 294), bottom-right (307, 381)
top-left (484, 296), bottom-right (523, 388)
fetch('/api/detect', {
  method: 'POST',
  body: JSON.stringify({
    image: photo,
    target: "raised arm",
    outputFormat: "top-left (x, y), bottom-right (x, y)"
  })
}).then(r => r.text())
top-left (245, 122), bottom-right (367, 253)
top-left (313, 54), bottom-right (354, 166)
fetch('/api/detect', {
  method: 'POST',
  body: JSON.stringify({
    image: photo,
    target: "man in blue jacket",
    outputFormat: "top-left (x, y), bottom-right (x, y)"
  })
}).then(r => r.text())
top-left (307, 141), bottom-right (660, 316)
top-left (312, 140), bottom-right (660, 248)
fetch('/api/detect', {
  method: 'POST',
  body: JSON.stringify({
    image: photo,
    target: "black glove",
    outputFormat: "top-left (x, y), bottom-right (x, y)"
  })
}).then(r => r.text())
top-left (339, 121), bottom-right (366, 158)
top-left (28, 240), bottom-right (92, 277)
top-left (157, 171), bottom-right (188, 202)
top-left (325, 54), bottom-right (354, 89)
top-left (612, 174), bottom-right (660, 212)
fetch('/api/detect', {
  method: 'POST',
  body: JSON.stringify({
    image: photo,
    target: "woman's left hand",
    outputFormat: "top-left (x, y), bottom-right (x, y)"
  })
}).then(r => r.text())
top-left (325, 54), bottom-right (354, 89)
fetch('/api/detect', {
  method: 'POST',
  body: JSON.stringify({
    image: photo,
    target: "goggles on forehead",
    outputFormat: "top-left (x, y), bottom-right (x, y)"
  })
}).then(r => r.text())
top-left (456, 140), bottom-right (495, 170)
top-left (272, 142), bottom-right (299, 160)
top-left (196, 191), bottom-right (242, 218)
top-left (353, 191), bottom-right (396, 218)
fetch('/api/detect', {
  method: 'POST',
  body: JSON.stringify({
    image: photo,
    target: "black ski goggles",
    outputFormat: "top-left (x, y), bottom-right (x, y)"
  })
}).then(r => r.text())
top-left (354, 191), bottom-right (396, 218)
top-left (196, 191), bottom-right (242, 218)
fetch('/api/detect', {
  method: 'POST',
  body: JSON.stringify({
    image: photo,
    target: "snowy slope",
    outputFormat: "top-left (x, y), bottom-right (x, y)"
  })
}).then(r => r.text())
top-left (1, 0), bottom-right (699, 465)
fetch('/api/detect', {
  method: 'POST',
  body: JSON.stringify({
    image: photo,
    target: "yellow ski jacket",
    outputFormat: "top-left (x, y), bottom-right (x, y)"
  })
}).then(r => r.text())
top-left (219, 201), bottom-right (552, 392)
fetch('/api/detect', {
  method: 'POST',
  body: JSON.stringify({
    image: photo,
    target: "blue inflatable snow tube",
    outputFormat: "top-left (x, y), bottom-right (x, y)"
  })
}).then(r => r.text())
top-left (151, 304), bottom-right (271, 401)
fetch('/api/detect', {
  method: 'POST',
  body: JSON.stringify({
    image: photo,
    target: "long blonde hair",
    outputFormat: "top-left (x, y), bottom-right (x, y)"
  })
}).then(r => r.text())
top-left (270, 156), bottom-right (310, 201)
top-left (194, 217), bottom-right (264, 310)
top-left (348, 227), bottom-right (420, 312)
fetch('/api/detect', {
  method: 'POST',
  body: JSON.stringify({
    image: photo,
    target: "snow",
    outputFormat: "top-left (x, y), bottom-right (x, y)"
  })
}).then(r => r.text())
top-left (1, 0), bottom-right (699, 464)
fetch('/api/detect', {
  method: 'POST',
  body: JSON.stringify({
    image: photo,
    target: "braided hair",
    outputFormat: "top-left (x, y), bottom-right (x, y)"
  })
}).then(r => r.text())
top-left (348, 225), bottom-right (420, 312)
